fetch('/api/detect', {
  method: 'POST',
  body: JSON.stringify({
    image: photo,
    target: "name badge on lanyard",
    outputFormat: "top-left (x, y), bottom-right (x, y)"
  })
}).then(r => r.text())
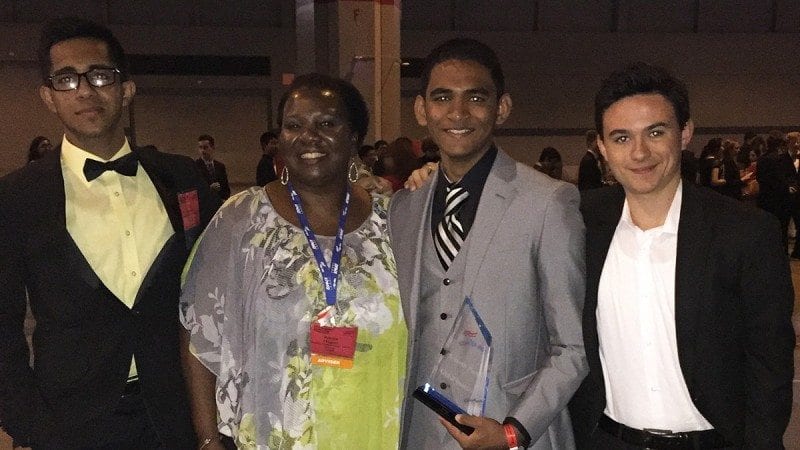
top-left (288, 182), bottom-right (359, 369)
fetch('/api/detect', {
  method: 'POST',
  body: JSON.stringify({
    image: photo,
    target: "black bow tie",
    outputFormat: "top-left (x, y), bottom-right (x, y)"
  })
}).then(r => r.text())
top-left (83, 153), bottom-right (139, 182)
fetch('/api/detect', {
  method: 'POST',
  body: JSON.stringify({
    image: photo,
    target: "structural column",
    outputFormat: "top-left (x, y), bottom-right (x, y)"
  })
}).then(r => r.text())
top-left (295, 0), bottom-right (401, 143)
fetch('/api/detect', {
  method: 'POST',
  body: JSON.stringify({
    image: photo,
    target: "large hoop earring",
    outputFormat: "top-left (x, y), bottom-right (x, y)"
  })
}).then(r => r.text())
top-left (348, 160), bottom-right (359, 183)
top-left (280, 166), bottom-right (289, 186)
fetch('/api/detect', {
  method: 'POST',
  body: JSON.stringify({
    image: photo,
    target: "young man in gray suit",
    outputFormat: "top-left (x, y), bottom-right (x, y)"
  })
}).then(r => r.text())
top-left (389, 38), bottom-right (587, 449)
top-left (570, 63), bottom-right (794, 449)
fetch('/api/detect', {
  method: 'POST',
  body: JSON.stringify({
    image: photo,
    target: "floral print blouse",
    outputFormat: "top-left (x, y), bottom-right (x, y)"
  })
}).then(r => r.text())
top-left (180, 187), bottom-right (407, 449)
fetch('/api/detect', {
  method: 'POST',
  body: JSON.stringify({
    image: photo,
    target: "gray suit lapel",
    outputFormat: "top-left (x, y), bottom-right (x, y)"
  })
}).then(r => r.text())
top-left (397, 179), bottom-right (438, 336)
top-left (463, 151), bottom-right (517, 295)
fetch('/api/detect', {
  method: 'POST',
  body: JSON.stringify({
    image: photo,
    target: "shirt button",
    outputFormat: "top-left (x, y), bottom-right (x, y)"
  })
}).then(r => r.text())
top-left (125, 230), bottom-right (131, 236)
top-left (114, 191), bottom-right (120, 197)
top-left (443, 278), bottom-right (451, 286)
top-left (131, 271), bottom-right (137, 277)
top-left (440, 382), bottom-right (448, 390)
top-left (440, 313), bottom-right (448, 320)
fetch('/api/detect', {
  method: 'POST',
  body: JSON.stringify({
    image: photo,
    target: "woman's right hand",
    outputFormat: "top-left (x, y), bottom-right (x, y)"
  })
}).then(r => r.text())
top-left (404, 162), bottom-right (438, 191)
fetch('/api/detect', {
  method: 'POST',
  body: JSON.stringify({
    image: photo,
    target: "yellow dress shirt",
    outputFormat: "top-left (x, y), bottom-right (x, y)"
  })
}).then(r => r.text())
top-left (61, 136), bottom-right (173, 378)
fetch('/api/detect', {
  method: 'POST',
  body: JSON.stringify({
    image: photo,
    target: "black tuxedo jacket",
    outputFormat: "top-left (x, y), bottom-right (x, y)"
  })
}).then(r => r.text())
top-left (578, 151), bottom-right (603, 191)
top-left (569, 183), bottom-right (795, 449)
top-left (196, 157), bottom-right (231, 200)
top-left (0, 146), bottom-right (220, 448)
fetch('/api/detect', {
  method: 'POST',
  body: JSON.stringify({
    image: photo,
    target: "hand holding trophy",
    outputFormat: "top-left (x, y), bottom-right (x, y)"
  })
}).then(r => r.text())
top-left (413, 297), bottom-right (492, 435)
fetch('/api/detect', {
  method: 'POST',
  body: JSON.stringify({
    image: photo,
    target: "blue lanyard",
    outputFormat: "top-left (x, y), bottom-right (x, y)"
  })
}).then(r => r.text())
top-left (288, 182), bottom-right (351, 306)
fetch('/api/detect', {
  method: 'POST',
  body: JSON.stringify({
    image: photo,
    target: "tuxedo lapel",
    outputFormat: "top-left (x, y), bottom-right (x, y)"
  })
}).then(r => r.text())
top-left (38, 148), bottom-right (102, 290)
top-left (136, 149), bottom-right (183, 234)
top-left (402, 179), bottom-right (437, 336)
top-left (463, 151), bottom-right (515, 292)
top-left (673, 183), bottom-right (712, 387)
top-left (581, 185), bottom-right (624, 414)
top-left (131, 148), bottom-right (188, 307)
top-left (584, 187), bottom-right (625, 311)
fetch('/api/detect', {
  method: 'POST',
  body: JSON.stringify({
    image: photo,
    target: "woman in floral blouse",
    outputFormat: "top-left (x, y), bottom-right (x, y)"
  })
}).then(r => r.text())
top-left (179, 74), bottom-right (407, 450)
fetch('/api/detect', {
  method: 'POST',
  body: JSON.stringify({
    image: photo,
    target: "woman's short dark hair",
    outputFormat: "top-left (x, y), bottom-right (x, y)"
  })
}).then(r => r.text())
top-left (419, 38), bottom-right (504, 98)
top-left (277, 73), bottom-right (369, 144)
top-left (595, 62), bottom-right (690, 137)
top-left (38, 17), bottom-right (129, 83)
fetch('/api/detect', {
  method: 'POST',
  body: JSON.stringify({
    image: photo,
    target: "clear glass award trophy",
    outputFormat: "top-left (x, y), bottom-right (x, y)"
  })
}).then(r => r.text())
top-left (413, 297), bottom-right (492, 435)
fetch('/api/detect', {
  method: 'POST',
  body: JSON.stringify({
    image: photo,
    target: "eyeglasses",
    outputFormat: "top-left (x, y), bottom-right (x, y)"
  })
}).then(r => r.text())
top-left (47, 68), bottom-right (121, 91)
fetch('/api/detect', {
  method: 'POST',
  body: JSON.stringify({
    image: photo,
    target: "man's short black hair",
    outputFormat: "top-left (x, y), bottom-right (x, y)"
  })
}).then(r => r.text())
top-left (38, 17), bottom-right (129, 84)
top-left (260, 131), bottom-right (277, 146)
top-left (419, 38), bottom-right (505, 98)
top-left (198, 134), bottom-right (215, 147)
top-left (595, 62), bottom-right (690, 137)
top-left (277, 73), bottom-right (369, 145)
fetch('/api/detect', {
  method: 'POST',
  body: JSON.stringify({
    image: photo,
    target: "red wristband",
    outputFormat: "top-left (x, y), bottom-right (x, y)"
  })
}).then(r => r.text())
top-left (503, 423), bottom-right (519, 449)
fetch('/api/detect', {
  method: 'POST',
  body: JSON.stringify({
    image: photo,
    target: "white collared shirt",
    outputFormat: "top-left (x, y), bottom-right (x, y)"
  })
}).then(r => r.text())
top-left (597, 181), bottom-right (713, 432)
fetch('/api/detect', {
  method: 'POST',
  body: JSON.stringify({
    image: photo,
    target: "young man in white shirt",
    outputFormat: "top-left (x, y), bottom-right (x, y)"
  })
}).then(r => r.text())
top-left (570, 62), bottom-right (794, 449)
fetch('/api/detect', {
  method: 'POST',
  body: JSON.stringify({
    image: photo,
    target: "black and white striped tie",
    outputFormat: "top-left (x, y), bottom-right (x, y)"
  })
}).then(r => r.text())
top-left (434, 184), bottom-right (469, 270)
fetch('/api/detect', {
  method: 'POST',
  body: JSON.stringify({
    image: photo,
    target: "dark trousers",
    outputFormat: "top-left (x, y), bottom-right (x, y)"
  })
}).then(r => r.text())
top-left (34, 384), bottom-right (165, 450)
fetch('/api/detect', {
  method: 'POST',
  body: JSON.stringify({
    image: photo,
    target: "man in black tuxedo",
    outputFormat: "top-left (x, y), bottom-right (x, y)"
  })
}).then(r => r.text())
top-left (196, 134), bottom-right (231, 200)
top-left (570, 63), bottom-right (794, 449)
top-left (578, 129), bottom-right (603, 191)
top-left (0, 18), bottom-right (219, 449)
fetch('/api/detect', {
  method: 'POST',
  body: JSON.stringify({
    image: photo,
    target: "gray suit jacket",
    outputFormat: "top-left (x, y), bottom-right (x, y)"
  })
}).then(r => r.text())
top-left (389, 148), bottom-right (588, 448)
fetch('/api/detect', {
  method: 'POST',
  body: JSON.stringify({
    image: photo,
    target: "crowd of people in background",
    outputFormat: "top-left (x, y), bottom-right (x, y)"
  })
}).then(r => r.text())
top-left (684, 130), bottom-right (800, 256)
top-left (25, 126), bottom-right (800, 259)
